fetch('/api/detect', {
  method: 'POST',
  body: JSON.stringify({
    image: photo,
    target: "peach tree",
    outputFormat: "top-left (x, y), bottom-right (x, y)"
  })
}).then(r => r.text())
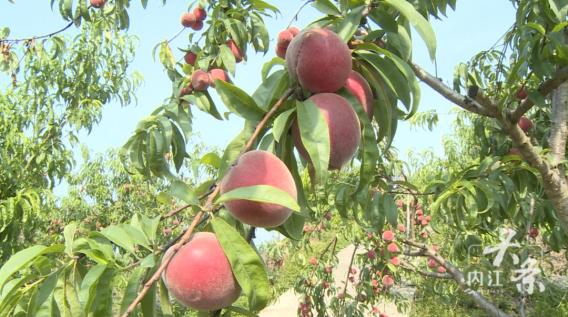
top-left (0, 0), bottom-right (567, 317)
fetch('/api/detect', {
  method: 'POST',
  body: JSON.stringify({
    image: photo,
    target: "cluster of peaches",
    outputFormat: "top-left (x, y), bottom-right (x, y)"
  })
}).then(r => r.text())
top-left (163, 21), bottom-right (381, 312)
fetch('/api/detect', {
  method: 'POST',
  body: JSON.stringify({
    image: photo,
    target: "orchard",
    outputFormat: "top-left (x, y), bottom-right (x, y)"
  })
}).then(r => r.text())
top-left (0, 1), bottom-right (567, 317)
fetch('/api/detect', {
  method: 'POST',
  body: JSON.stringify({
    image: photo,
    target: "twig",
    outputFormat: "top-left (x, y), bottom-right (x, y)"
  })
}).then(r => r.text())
top-left (121, 88), bottom-right (294, 316)
top-left (402, 239), bottom-right (511, 317)
top-left (339, 243), bottom-right (358, 307)
top-left (167, 27), bottom-right (186, 44)
top-left (287, 0), bottom-right (314, 28)
top-left (3, 21), bottom-right (74, 43)
top-left (400, 263), bottom-right (452, 279)
top-left (160, 184), bottom-right (217, 220)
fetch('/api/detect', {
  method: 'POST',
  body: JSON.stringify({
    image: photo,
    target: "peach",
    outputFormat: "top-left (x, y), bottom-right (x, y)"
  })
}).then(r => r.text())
top-left (518, 116), bottom-right (533, 132)
top-left (397, 224), bottom-right (406, 233)
top-left (181, 12), bottom-right (197, 28)
top-left (437, 266), bottom-right (447, 273)
top-left (208, 68), bottom-right (230, 87)
top-left (288, 26), bottom-right (300, 36)
top-left (427, 257), bottom-right (437, 268)
top-left (163, 232), bottom-right (240, 311)
top-left (191, 70), bottom-right (210, 91)
top-left (179, 85), bottom-right (193, 97)
top-left (344, 71), bottom-right (374, 119)
top-left (184, 51), bottom-right (197, 65)
top-left (292, 93), bottom-right (360, 170)
top-left (191, 20), bottom-right (204, 31)
top-left (286, 28), bottom-right (352, 93)
top-left (276, 29), bottom-right (294, 58)
top-left (220, 150), bottom-right (297, 227)
top-left (516, 87), bottom-right (527, 100)
top-left (193, 6), bottom-right (207, 21)
top-left (389, 256), bottom-right (400, 266)
top-left (226, 39), bottom-right (243, 63)
top-left (382, 230), bottom-right (394, 242)
top-left (386, 242), bottom-right (399, 253)
top-left (90, 0), bottom-right (106, 8)
top-left (382, 275), bottom-right (394, 287)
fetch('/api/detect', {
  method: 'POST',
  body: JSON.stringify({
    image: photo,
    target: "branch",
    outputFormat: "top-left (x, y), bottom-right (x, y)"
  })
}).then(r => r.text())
top-left (402, 239), bottom-right (511, 317)
top-left (549, 81), bottom-right (568, 169)
top-left (339, 243), bottom-right (358, 307)
top-left (400, 263), bottom-right (452, 279)
top-left (411, 63), bottom-right (498, 117)
top-left (121, 88), bottom-right (294, 316)
top-left (510, 67), bottom-right (568, 122)
top-left (3, 21), bottom-right (74, 44)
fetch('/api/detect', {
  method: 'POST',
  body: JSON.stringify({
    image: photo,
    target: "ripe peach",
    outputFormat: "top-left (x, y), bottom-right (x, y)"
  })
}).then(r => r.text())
top-left (191, 70), bottom-right (210, 91)
top-left (226, 39), bottom-right (243, 63)
top-left (193, 6), bottom-right (207, 20)
top-left (529, 227), bottom-right (539, 238)
top-left (276, 45), bottom-right (287, 59)
top-left (276, 29), bottom-right (295, 58)
top-left (437, 266), bottom-right (447, 273)
top-left (208, 68), bottom-right (230, 87)
top-left (184, 51), bottom-right (197, 65)
top-left (427, 257), bottom-right (437, 268)
top-left (382, 275), bottom-right (394, 287)
top-left (163, 232), bottom-right (240, 311)
top-left (516, 87), bottom-right (528, 100)
top-left (386, 242), bottom-right (399, 253)
top-left (389, 256), bottom-right (400, 266)
top-left (518, 116), bottom-right (533, 132)
top-left (90, 0), bottom-right (106, 8)
top-left (286, 28), bottom-right (352, 93)
top-left (191, 20), bottom-right (204, 31)
top-left (382, 230), bottom-right (394, 242)
top-left (344, 71), bottom-right (374, 119)
top-left (181, 12), bottom-right (197, 28)
top-left (220, 150), bottom-right (297, 227)
top-left (397, 224), bottom-right (406, 233)
top-left (179, 85), bottom-right (193, 97)
top-left (292, 93), bottom-right (360, 170)
top-left (309, 257), bottom-right (318, 266)
top-left (288, 26), bottom-right (300, 36)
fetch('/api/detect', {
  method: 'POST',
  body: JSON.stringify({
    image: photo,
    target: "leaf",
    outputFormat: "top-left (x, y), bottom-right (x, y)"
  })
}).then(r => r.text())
top-left (200, 152), bottom-right (222, 169)
top-left (216, 81), bottom-right (266, 121)
top-left (169, 180), bottom-right (199, 205)
top-left (140, 283), bottom-right (156, 317)
top-left (218, 122), bottom-right (256, 178)
top-left (79, 265), bottom-right (107, 314)
top-left (272, 109), bottom-right (295, 142)
top-left (0, 245), bottom-right (63, 291)
top-left (158, 41), bottom-right (176, 70)
top-left (158, 279), bottom-right (173, 317)
top-left (100, 226), bottom-right (136, 254)
top-left (296, 99), bottom-right (330, 184)
top-left (193, 91), bottom-right (223, 120)
top-left (63, 223), bottom-right (79, 257)
top-left (216, 185), bottom-right (300, 212)
top-left (273, 212), bottom-right (305, 240)
top-left (312, 0), bottom-right (341, 15)
top-left (120, 267), bottom-right (146, 315)
top-left (211, 218), bottom-right (270, 312)
top-left (336, 6), bottom-right (366, 42)
top-left (383, 194), bottom-right (398, 227)
top-left (219, 44), bottom-right (237, 76)
top-left (383, 0), bottom-right (436, 60)
top-left (27, 271), bottom-right (59, 317)
top-left (252, 70), bottom-right (289, 111)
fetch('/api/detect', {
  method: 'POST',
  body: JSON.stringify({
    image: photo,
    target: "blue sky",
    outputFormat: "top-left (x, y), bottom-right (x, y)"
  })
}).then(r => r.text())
top-left (1, 0), bottom-right (515, 241)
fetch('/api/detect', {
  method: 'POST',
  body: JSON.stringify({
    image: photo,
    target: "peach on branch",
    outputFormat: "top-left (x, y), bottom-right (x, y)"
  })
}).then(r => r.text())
top-left (193, 6), bottom-right (207, 21)
top-left (275, 27), bottom-right (297, 59)
top-left (292, 93), bottom-right (361, 170)
top-left (220, 150), bottom-right (297, 227)
top-left (518, 116), bottom-right (533, 132)
top-left (181, 12), bottom-right (197, 28)
top-left (344, 70), bottom-right (374, 119)
top-left (208, 68), bottom-right (230, 87)
top-left (382, 230), bottom-right (394, 242)
top-left (163, 232), bottom-right (240, 311)
top-left (286, 28), bottom-right (352, 93)
top-left (90, 0), bottom-right (106, 8)
top-left (191, 20), bottom-right (204, 31)
top-left (226, 39), bottom-right (243, 63)
top-left (191, 70), bottom-right (210, 91)
top-left (184, 51), bottom-right (197, 65)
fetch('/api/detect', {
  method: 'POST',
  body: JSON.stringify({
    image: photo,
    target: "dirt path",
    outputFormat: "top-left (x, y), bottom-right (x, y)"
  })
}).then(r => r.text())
top-left (260, 244), bottom-right (409, 317)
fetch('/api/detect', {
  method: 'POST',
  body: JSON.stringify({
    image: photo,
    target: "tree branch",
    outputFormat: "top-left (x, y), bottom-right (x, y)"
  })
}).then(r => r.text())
top-left (400, 263), bottom-right (452, 279)
top-left (402, 239), bottom-right (511, 317)
top-left (411, 63), bottom-right (498, 117)
top-left (3, 21), bottom-right (74, 44)
top-left (121, 88), bottom-right (294, 316)
top-left (510, 67), bottom-right (568, 122)
top-left (549, 81), bottom-right (568, 169)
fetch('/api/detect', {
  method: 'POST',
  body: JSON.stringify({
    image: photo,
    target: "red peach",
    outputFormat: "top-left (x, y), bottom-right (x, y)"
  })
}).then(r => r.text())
top-left (226, 39), bottom-right (243, 63)
top-left (90, 0), bottom-right (106, 8)
top-left (292, 93), bottom-right (361, 170)
top-left (518, 116), bottom-right (533, 132)
top-left (344, 70), bottom-right (374, 119)
top-left (208, 68), bottom-right (230, 87)
top-left (389, 256), bottom-right (400, 266)
top-left (529, 227), bottom-right (539, 238)
top-left (427, 258), bottom-right (437, 268)
top-left (309, 257), bottom-right (318, 266)
top-left (387, 242), bottom-right (399, 253)
top-left (382, 275), bottom-right (394, 287)
top-left (191, 20), bottom-right (204, 31)
top-left (163, 232), bottom-right (240, 310)
top-left (397, 224), bottom-right (406, 233)
top-left (516, 87), bottom-right (528, 100)
top-left (382, 230), bottom-right (394, 242)
top-left (191, 70), bottom-right (210, 91)
top-left (184, 51), bottom-right (197, 65)
top-left (438, 266), bottom-right (447, 273)
top-left (220, 150), bottom-right (297, 227)
top-left (286, 28), bottom-right (352, 93)
top-left (193, 6), bottom-right (207, 21)
top-left (181, 12), bottom-right (197, 28)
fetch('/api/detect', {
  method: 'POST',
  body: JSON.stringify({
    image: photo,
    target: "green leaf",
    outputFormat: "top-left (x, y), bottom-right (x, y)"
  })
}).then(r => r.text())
top-left (100, 226), bottom-right (136, 254)
top-left (211, 218), bottom-right (270, 312)
top-left (169, 180), bottom-right (199, 205)
top-left (219, 44), bottom-right (237, 76)
top-left (200, 152), bottom-right (222, 169)
top-left (120, 267), bottom-right (146, 315)
top-left (336, 6), bottom-right (366, 42)
top-left (193, 91), bottom-right (223, 120)
top-left (252, 70), bottom-right (289, 111)
top-left (27, 271), bottom-right (59, 317)
top-left (312, 0), bottom-right (341, 15)
top-left (79, 265), bottom-right (107, 314)
top-left (296, 99), bottom-right (330, 183)
top-left (218, 122), bottom-right (256, 178)
top-left (140, 283), bottom-right (156, 317)
top-left (273, 212), bottom-right (305, 240)
top-left (383, 0), bottom-right (436, 60)
top-left (216, 81), bottom-right (266, 121)
top-left (383, 194), bottom-right (398, 226)
top-left (63, 223), bottom-right (79, 257)
top-left (0, 245), bottom-right (63, 291)
top-left (216, 185), bottom-right (300, 212)
top-left (158, 41), bottom-right (176, 70)
top-left (272, 109), bottom-right (295, 142)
